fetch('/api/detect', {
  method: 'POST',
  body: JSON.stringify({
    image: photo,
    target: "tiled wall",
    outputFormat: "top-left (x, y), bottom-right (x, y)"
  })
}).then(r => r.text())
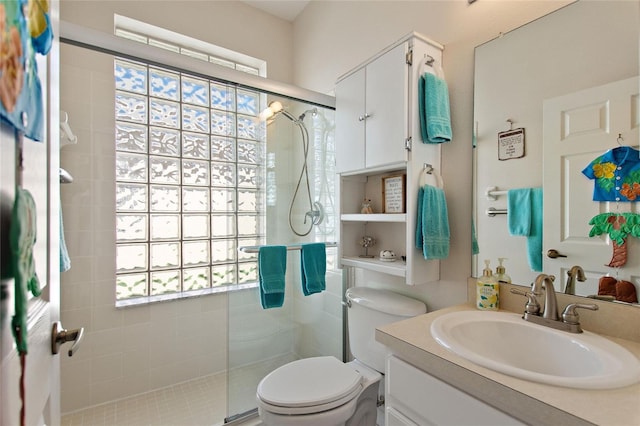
top-left (59, 44), bottom-right (229, 413)
top-left (59, 43), bottom-right (341, 415)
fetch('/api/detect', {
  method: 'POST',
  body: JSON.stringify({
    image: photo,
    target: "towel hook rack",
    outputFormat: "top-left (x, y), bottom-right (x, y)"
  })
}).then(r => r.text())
top-left (424, 54), bottom-right (435, 67)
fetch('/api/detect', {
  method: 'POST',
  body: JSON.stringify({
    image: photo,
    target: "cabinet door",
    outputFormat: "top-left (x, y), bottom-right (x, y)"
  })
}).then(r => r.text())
top-left (335, 67), bottom-right (366, 173)
top-left (365, 42), bottom-right (409, 168)
top-left (386, 407), bottom-right (421, 426)
top-left (387, 356), bottom-right (525, 426)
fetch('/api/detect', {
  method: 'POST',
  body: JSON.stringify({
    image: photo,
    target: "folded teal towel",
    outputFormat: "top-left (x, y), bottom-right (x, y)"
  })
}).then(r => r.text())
top-left (507, 188), bottom-right (543, 271)
top-left (300, 243), bottom-right (326, 296)
top-left (419, 73), bottom-right (452, 144)
top-left (258, 246), bottom-right (287, 309)
top-left (415, 185), bottom-right (450, 259)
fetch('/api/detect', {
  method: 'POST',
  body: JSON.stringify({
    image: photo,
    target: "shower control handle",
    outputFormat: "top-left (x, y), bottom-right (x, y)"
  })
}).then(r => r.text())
top-left (358, 113), bottom-right (371, 122)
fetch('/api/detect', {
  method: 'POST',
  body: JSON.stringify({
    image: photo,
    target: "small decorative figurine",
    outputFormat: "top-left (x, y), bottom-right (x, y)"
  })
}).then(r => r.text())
top-left (361, 198), bottom-right (374, 214)
top-left (359, 236), bottom-right (376, 258)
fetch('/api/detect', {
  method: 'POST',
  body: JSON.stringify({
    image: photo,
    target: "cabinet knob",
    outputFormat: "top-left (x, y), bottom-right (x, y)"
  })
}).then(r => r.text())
top-left (358, 113), bottom-right (371, 122)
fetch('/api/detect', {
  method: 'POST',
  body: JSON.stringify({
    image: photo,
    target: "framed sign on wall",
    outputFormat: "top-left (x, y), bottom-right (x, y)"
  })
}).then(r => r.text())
top-left (382, 174), bottom-right (406, 213)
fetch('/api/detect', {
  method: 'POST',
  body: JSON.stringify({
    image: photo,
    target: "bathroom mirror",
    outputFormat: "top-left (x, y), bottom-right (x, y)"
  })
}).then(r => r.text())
top-left (473, 0), bottom-right (640, 303)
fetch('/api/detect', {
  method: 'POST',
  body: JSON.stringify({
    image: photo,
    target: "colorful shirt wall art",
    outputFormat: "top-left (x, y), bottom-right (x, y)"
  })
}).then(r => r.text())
top-left (582, 146), bottom-right (640, 202)
top-left (0, 0), bottom-right (53, 142)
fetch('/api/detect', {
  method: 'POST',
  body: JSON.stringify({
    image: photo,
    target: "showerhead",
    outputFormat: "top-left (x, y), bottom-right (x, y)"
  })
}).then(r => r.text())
top-left (298, 108), bottom-right (318, 121)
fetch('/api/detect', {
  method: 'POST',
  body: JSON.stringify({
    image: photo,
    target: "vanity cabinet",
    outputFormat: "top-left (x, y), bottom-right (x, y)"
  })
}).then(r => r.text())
top-left (336, 32), bottom-right (444, 285)
top-left (386, 356), bottom-right (524, 426)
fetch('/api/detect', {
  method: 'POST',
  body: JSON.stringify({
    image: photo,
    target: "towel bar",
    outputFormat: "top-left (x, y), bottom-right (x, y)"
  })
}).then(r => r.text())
top-left (486, 207), bottom-right (507, 217)
top-left (486, 186), bottom-right (508, 201)
top-left (239, 242), bottom-right (338, 254)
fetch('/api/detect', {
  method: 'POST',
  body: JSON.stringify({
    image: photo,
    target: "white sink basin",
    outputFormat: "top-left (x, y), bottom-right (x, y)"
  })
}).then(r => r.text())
top-left (430, 310), bottom-right (640, 389)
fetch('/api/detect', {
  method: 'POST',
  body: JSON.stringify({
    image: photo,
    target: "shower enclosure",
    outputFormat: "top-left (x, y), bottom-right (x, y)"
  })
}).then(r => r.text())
top-left (58, 29), bottom-right (341, 424)
top-left (227, 97), bottom-right (340, 420)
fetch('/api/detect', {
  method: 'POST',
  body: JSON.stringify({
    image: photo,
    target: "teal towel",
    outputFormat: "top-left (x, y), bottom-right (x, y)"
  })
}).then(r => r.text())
top-left (258, 246), bottom-right (287, 309)
top-left (419, 73), bottom-right (452, 144)
top-left (300, 243), bottom-right (326, 296)
top-left (60, 205), bottom-right (71, 272)
top-left (507, 188), bottom-right (543, 272)
top-left (508, 189), bottom-right (532, 236)
top-left (415, 186), bottom-right (425, 250)
top-left (529, 188), bottom-right (543, 272)
top-left (415, 185), bottom-right (450, 259)
top-left (471, 218), bottom-right (479, 255)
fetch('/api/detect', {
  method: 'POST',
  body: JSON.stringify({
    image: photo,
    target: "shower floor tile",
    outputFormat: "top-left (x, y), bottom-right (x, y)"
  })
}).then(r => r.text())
top-left (61, 373), bottom-right (227, 426)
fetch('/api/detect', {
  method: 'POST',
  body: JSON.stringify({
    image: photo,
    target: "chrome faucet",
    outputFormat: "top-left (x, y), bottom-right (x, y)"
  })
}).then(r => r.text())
top-left (511, 273), bottom-right (599, 333)
top-left (564, 265), bottom-right (586, 295)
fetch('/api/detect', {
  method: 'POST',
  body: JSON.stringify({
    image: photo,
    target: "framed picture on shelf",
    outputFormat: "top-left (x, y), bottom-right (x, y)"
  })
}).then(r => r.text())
top-left (382, 174), bottom-right (406, 213)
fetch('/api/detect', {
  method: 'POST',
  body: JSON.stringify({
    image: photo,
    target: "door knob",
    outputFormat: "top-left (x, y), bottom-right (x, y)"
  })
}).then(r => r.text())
top-left (51, 321), bottom-right (84, 357)
top-left (547, 249), bottom-right (567, 259)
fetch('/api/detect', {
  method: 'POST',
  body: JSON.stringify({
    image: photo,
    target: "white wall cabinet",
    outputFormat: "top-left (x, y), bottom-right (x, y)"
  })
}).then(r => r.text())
top-left (386, 356), bottom-right (525, 426)
top-left (335, 43), bottom-right (408, 173)
top-left (336, 32), bottom-right (444, 285)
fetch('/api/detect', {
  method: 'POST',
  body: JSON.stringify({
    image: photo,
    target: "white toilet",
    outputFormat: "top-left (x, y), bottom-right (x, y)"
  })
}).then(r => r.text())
top-left (256, 287), bottom-right (427, 426)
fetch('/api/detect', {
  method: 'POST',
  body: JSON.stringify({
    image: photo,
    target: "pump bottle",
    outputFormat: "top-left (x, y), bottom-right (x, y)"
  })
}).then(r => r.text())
top-left (477, 259), bottom-right (499, 310)
top-left (493, 257), bottom-right (512, 284)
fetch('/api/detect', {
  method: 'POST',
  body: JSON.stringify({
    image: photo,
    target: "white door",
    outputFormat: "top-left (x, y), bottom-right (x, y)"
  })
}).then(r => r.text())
top-left (543, 76), bottom-right (640, 297)
top-left (1, 9), bottom-right (64, 426)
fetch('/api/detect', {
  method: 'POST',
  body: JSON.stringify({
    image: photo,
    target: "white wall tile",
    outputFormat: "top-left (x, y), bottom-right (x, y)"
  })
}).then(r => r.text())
top-left (91, 304), bottom-right (123, 331)
top-left (90, 328), bottom-right (124, 357)
top-left (91, 353), bottom-right (124, 383)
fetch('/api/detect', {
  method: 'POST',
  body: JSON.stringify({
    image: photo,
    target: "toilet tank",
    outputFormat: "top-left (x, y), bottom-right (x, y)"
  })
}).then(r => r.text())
top-left (345, 287), bottom-right (426, 373)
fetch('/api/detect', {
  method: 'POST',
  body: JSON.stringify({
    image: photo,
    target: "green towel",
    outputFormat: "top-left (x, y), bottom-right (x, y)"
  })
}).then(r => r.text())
top-left (300, 243), bottom-right (326, 296)
top-left (416, 185), bottom-right (450, 259)
top-left (419, 73), bottom-right (452, 144)
top-left (258, 246), bottom-right (287, 309)
top-left (11, 188), bottom-right (41, 354)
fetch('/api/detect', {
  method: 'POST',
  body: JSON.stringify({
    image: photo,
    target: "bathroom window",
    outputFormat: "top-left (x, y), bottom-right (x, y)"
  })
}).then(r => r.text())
top-left (114, 58), bottom-right (266, 301)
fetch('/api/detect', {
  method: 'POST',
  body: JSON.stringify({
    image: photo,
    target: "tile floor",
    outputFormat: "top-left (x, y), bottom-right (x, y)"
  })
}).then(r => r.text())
top-left (61, 373), bottom-right (228, 426)
top-left (59, 352), bottom-right (294, 426)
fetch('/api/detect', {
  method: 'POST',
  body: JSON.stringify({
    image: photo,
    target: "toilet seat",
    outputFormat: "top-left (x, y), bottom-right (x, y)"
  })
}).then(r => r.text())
top-left (257, 356), bottom-right (363, 415)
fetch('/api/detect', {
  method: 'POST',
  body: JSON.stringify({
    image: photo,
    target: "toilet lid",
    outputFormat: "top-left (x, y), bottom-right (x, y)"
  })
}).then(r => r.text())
top-left (257, 356), bottom-right (362, 408)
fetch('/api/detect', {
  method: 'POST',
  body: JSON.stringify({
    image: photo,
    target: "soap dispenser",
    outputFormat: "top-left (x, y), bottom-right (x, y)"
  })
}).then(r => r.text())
top-left (477, 259), bottom-right (499, 311)
top-left (493, 257), bottom-right (512, 284)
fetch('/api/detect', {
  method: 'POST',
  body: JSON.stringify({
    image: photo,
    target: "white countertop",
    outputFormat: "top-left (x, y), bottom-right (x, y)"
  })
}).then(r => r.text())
top-left (376, 304), bottom-right (640, 426)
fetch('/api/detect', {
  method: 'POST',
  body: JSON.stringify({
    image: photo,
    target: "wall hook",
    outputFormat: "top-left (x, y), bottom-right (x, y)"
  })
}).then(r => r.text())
top-left (506, 119), bottom-right (514, 130)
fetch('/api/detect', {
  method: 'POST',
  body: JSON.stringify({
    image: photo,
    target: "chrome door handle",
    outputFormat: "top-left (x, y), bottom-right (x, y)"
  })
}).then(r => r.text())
top-left (546, 249), bottom-right (567, 259)
top-left (51, 321), bottom-right (84, 357)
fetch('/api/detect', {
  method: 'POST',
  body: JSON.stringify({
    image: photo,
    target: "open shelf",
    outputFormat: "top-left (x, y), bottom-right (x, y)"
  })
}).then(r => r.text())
top-left (341, 255), bottom-right (406, 277)
top-left (341, 213), bottom-right (407, 222)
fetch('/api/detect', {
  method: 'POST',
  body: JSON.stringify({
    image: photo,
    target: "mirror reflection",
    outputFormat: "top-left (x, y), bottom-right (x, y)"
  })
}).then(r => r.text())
top-left (473, 0), bottom-right (639, 303)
